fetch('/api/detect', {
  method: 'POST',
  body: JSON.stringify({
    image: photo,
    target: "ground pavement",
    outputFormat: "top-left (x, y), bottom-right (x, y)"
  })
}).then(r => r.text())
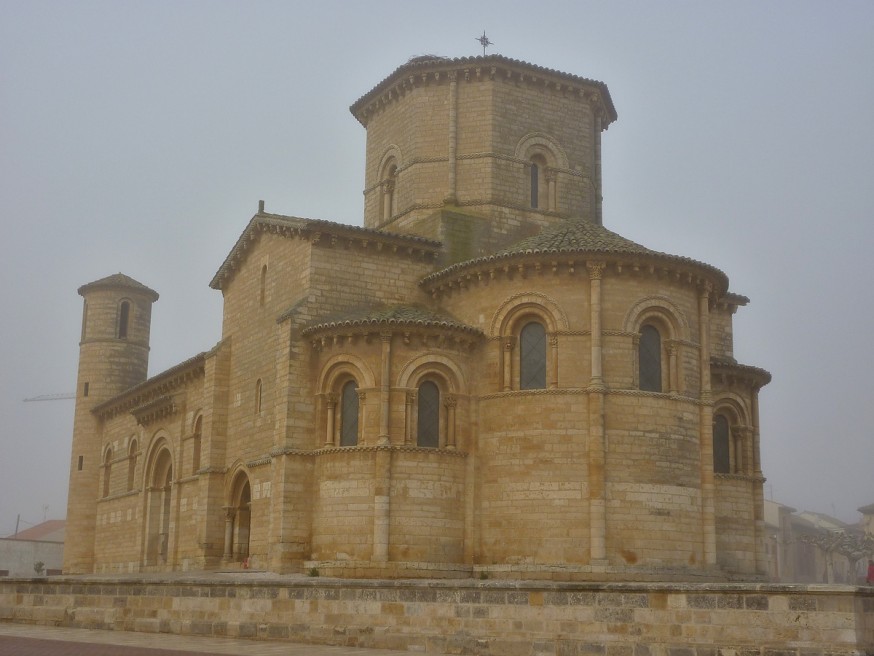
top-left (0, 623), bottom-right (447, 656)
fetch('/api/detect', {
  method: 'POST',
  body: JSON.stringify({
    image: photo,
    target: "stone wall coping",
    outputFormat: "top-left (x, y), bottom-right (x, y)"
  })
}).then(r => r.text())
top-left (3, 574), bottom-right (869, 596)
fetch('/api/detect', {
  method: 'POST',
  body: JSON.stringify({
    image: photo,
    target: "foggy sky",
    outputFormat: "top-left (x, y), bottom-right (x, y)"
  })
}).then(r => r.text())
top-left (1, 0), bottom-right (872, 538)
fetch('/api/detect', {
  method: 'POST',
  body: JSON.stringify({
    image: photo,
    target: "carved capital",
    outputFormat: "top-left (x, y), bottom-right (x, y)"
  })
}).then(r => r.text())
top-left (548, 333), bottom-right (559, 347)
top-left (587, 262), bottom-right (606, 280)
top-left (504, 336), bottom-right (517, 351)
top-left (444, 395), bottom-right (458, 409)
top-left (325, 393), bottom-right (338, 409)
top-left (406, 391), bottom-right (417, 405)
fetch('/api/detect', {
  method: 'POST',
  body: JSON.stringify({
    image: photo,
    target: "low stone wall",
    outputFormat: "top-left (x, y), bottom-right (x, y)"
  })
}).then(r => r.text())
top-left (1, 575), bottom-right (872, 655)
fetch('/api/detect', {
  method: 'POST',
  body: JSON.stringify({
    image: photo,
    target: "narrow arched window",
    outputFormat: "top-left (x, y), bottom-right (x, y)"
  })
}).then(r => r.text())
top-left (103, 448), bottom-right (112, 498)
top-left (417, 381), bottom-right (440, 448)
top-left (381, 161), bottom-right (398, 223)
top-left (639, 324), bottom-right (662, 392)
top-left (191, 416), bottom-right (202, 474)
top-left (530, 162), bottom-right (540, 208)
top-left (255, 379), bottom-right (263, 414)
top-left (259, 264), bottom-right (267, 307)
top-left (520, 321), bottom-right (547, 390)
top-left (117, 300), bottom-right (131, 339)
top-left (340, 380), bottom-right (359, 446)
top-left (127, 440), bottom-right (138, 491)
top-left (713, 414), bottom-right (731, 473)
top-left (81, 300), bottom-right (88, 341)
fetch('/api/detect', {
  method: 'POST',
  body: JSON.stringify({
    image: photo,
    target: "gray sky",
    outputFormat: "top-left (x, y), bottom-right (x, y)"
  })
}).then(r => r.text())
top-left (1, 1), bottom-right (872, 538)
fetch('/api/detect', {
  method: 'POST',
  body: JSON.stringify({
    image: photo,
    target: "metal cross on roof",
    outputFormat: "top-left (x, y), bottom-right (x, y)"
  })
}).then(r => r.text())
top-left (476, 31), bottom-right (493, 56)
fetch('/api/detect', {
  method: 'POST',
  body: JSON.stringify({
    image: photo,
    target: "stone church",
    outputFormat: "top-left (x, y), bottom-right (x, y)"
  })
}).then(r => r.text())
top-left (65, 55), bottom-right (770, 581)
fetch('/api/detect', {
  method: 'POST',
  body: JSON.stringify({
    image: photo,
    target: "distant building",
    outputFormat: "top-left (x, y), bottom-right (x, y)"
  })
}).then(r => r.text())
top-left (0, 520), bottom-right (65, 577)
top-left (764, 501), bottom-right (871, 584)
top-left (64, 55), bottom-right (770, 581)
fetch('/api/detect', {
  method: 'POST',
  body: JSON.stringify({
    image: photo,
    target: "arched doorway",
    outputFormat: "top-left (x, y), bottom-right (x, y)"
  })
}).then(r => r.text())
top-left (145, 447), bottom-right (173, 566)
top-left (223, 471), bottom-right (251, 563)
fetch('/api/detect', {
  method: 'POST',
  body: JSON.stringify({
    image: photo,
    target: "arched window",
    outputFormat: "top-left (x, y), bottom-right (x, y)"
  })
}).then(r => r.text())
top-left (259, 264), bottom-right (267, 307)
top-left (530, 161), bottom-right (540, 208)
top-left (529, 154), bottom-right (549, 210)
top-left (191, 416), bottom-right (202, 474)
top-left (339, 380), bottom-right (359, 446)
top-left (117, 300), bottom-right (131, 339)
top-left (417, 381), bottom-right (440, 448)
top-left (713, 414), bottom-right (731, 473)
top-left (103, 448), bottom-right (112, 498)
top-left (255, 379), bottom-right (263, 414)
top-left (145, 447), bottom-right (173, 566)
top-left (639, 324), bottom-right (662, 392)
top-left (127, 440), bottom-right (138, 491)
top-left (520, 321), bottom-right (547, 390)
top-left (381, 160), bottom-right (398, 223)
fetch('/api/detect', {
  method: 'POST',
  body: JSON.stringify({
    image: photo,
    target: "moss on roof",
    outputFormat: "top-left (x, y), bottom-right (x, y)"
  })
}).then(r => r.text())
top-left (301, 304), bottom-right (482, 337)
top-left (422, 219), bottom-right (729, 292)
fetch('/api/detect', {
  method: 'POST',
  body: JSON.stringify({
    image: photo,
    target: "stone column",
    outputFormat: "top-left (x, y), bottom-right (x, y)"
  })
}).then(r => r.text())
top-left (667, 342), bottom-right (679, 394)
top-left (546, 168), bottom-right (557, 212)
top-left (698, 283), bottom-right (716, 566)
top-left (356, 390), bottom-right (367, 446)
top-left (382, 179), bottom-right (395, 222)
top-left (588, 263), bottom-right (605, 386)
top-left (751, 389), bottom-right (766, 575)
top-left (404, 391), bottom-right (415, 445)
top-left (222, 507), bottom-right (235, 560)
top-left (502, 337), bottom-right (516, 391)
top-left (548, 334), bottom-right (559, 389)
top-left (587, 262), bottom-right (607, 562)
top-left (446, 71), bottom-right (458, 204)
top-left (325, 394), bottom-right (338, 447)
top-left (444, 395), bottom-right (457, 450)
top-left (379, 332), bottom-right (392, 446)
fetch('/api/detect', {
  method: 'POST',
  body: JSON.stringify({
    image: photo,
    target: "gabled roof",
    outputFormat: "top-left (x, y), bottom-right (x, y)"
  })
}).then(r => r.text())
top-left (92, 352), bottom-right (207, 419)
top-left (301, 304), bottom-right (483, 338)
top-left (421, 219), bottom-right (729, 294)
top-left (5, 519), bottom-right (65, 542)
top-left (209, 212), bottom-right (442, 291)
top-left (350, 54), bottom-right (617, 127)
top-left (77, 273), bottom-right (159, 301)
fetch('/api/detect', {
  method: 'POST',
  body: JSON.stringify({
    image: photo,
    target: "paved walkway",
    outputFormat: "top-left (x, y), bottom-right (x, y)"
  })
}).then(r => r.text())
top-left (0, 623), bottom-right (440, 656)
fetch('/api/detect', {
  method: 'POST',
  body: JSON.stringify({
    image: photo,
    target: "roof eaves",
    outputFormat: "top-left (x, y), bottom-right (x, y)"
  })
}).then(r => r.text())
top-left (92, 352), bottom-right (207, 417)
top-left (350, 54), bottom-right (617, 127)
top-left (209, 212), bottom-right (442, 291)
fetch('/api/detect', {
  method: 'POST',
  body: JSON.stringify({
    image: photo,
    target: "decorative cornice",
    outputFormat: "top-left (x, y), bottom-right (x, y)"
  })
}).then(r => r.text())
top-left (92, 353), bottom-right (206, 420)
top-left (350, 55), bottom-right (617, 128)
top-left (78, 273), bottom-right (159, 302)
top-left (422, 254), bottom-right (728, 301)
top-left (258, 445), bottom-right (468, 459)
top-left (711, 358), bottom-right (772, 388)
top-left (478, 387), bottom-right (704, 404)
top-left (420, 219), bottom-right (729, 299)
top-left (130, 395), bottom-right (179, 427)
top-left (210, 213), bottom-right (442, 291)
